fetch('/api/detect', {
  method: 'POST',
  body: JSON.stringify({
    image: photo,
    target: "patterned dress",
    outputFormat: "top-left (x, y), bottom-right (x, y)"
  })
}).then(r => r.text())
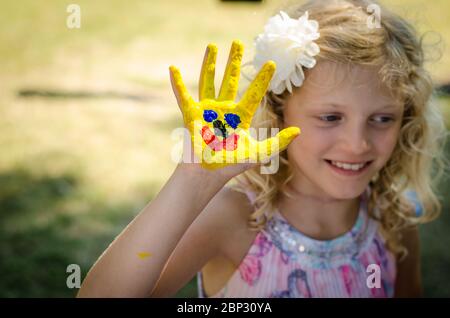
top-left (197, 187), bottom-right (397, 298)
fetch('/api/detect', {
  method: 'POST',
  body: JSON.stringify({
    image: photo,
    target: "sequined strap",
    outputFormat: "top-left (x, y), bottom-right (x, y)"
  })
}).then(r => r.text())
top-left (262, 188), bottom-right (378, 268)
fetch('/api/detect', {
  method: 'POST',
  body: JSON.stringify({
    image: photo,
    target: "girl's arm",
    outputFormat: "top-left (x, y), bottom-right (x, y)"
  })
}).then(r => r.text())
top-left (394, 226), bottom-right (422, 297)
top-left (77, 163), bottom-right (240, 297)
top-left (77, 40), bottom-right (297, 297)
top-left (150, 184), bottom-right (252, 297)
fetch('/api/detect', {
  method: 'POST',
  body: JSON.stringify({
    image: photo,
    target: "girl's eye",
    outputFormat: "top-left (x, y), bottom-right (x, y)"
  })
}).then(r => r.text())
top-left (371, 115), bottom-right (395, 124)
top-left (318, 115), bottom-right (341, 122)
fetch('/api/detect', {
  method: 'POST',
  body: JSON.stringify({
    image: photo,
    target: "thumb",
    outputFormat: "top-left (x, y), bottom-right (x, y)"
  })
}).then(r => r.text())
top-left (256, 126), bottom-right (301, 161)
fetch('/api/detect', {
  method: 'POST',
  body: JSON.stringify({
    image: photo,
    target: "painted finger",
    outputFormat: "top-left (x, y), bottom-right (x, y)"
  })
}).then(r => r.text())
top-left (237, 61), bottom-right (276, 129)
top-left (257, 126), bottom-right (300, 161)
top-left (169, 65), bottom-right (194, 114)
top-left (218, 40), bottom-right (244, 102)
top-left (199, 43), bottom-right (218, 101)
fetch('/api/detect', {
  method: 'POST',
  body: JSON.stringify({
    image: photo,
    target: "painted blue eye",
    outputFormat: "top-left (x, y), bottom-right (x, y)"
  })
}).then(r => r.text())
top-left (203, 110), bottom-right (218, 122)
top-left (224, 113), bottom-right (241, 129)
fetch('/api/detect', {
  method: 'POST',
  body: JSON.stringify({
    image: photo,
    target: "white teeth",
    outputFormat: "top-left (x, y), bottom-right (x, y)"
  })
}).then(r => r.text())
top-left (330, 160), bottom-right (367, 171)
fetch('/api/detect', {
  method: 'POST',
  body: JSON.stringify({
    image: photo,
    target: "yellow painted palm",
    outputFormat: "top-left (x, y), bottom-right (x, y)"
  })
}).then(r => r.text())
top-left (169, 40), bottom-right (300, 170)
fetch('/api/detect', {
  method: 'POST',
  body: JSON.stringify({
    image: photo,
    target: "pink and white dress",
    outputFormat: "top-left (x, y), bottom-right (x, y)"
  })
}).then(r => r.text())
top-left (197, 187), bottom-right (397, 298)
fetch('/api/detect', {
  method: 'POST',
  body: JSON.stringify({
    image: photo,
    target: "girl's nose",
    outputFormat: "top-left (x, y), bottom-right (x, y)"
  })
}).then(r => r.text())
top-left (341, 123), bottom-right (371, 156)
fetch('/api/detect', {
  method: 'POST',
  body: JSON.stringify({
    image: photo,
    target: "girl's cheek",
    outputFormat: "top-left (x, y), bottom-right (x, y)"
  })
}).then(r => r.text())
top-left (301, 121), bottom-right (338, 139)
top-left (295, 126), bottom-right (336, 152)
top-left (373, 128), bottom-right (400, 155)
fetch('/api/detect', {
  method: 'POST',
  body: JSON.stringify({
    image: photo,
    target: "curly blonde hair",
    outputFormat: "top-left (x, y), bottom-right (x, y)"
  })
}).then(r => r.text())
top-left (232, 0), bottom-right (448, 259)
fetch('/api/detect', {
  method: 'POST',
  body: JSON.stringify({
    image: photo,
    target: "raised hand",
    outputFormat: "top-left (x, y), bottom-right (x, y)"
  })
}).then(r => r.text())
top-left (169, 40), bottom-right (300, 170)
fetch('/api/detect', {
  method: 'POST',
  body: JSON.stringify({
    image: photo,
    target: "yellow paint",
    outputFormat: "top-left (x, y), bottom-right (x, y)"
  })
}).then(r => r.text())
top-left (199, 43), bottom-right (218, 101)
top-left (218, 40), bottom-right (243, 101)
top-left (137, 252), bottom-right (152, 259)
top-left (169, 40), bottom-right (301, 170)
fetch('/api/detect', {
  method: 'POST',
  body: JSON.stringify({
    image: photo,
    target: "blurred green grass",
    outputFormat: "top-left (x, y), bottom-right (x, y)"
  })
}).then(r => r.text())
top-left (0, 0), bottom-right (449, 297)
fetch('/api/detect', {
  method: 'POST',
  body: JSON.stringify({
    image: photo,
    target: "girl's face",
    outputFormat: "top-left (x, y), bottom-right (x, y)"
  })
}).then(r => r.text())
top-left (284, 60), bottom-right (404, 200)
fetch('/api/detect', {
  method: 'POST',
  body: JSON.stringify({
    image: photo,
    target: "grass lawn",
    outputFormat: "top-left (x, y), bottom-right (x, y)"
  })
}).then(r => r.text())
top-left (0, 0), bottom-right (449, 297)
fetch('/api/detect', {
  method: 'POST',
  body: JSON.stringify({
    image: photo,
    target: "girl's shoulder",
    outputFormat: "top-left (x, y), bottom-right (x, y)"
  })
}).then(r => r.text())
top-left (210, 185), bottom-right (258, 250)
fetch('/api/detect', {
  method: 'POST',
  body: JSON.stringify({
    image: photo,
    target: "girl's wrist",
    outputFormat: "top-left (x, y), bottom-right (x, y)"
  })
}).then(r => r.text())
top-left (174, 163), bottom-right (229, 191)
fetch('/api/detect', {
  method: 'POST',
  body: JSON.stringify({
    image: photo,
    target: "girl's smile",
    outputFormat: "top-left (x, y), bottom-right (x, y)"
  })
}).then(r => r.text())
top-left (324, 159), bottom-right (373, 177)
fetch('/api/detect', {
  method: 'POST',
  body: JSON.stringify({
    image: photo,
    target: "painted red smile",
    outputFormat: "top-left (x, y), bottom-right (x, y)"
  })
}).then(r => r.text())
top-left (201, 125), bottom-right (239, 151)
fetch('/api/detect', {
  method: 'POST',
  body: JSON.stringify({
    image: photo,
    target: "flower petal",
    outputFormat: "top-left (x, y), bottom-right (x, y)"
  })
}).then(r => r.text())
top-left (272, 81), bottom-right (286, 94)
top-left (290, 68), bottom-right (304, 87)
top-left (306, 42), bottom-right (320, 56)
top-left (285, 78), bottom-right (292, 93)
top-left (298, 54), bottom-right (316, 68)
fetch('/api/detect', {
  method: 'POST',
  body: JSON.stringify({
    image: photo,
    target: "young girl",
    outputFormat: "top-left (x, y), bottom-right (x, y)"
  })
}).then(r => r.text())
top-left (78, 0), bottom-right (447, 298)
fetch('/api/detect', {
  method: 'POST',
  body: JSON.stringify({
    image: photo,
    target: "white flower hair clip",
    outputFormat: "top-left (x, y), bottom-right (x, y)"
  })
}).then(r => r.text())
top-left (251, 11), bottom-right (320, 94)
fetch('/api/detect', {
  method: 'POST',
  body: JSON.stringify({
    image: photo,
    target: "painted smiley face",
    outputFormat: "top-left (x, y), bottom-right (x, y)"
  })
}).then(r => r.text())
top-left (201, 110), bottom-right (242, 151)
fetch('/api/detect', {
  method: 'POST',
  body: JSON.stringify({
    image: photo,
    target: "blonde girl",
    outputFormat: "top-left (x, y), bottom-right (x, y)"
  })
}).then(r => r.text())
top-left (78, 0), bottom-right (447, 298)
